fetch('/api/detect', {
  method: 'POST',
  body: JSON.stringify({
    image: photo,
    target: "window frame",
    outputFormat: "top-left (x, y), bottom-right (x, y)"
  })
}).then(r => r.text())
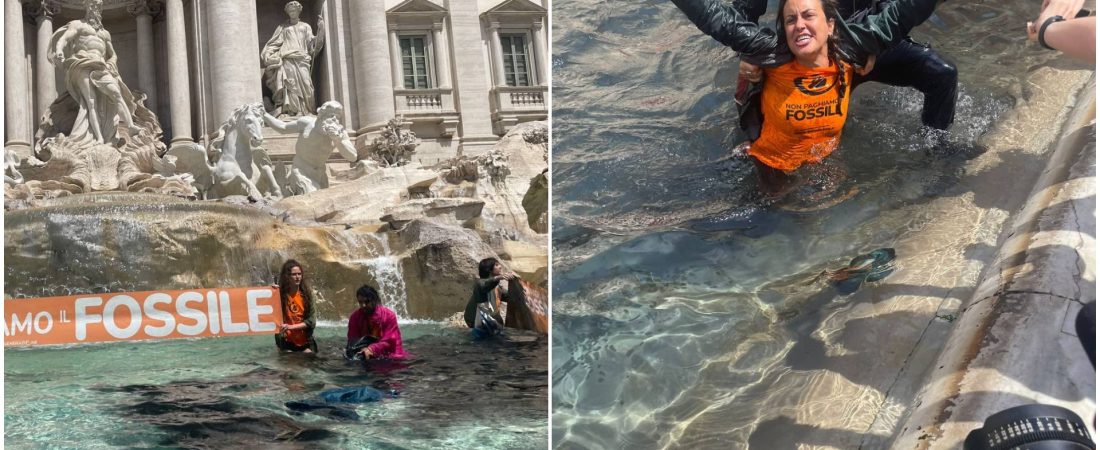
top-left (499, 29), bottom-right (535, 87)
top-left (397, 32), bottom-right (435, 90)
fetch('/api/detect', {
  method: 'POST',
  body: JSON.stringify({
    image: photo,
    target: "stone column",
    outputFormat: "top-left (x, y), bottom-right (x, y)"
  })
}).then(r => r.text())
top-left (165, 0), bottom-right (191, 146)
top-left (5, 0), bottom-right (32, 158)
top-left (203, 1), bottom-right (262, 126)
top-left (487, 22), bottom-right (505, 87)
top-left (432, 21), bottom-right (451, 89)
top-left (446, 0), bottom-right (497, 152)
top-left (388, 26), bottom-right (402, 91)
top-left (128, 0), bottom-right (159, 114)
top-left (348, 0), bottom-right (395, 133)
top-left (33, 0), bottom-right (60, 122)
top-left (531, 20), bottom-right (547, 86)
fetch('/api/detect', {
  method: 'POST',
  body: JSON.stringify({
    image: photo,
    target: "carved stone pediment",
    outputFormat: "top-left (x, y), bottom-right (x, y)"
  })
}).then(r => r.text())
top-left (388, 0), bottom-right (447, 15)
top-left (483, 0), bottom-right (546, 18)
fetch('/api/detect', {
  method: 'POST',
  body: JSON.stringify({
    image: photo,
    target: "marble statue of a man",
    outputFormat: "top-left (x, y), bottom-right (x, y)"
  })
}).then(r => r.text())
top-left (261, 1), bottom-right (325, 117)
top-left (49, 0), bottom-right (142, 144)
top-left (263, 101), bottom-right (356, 195)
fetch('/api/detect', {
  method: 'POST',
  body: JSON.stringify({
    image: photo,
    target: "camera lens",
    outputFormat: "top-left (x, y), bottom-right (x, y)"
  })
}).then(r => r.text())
top-left (964, 404), bottom-right (1094, 450)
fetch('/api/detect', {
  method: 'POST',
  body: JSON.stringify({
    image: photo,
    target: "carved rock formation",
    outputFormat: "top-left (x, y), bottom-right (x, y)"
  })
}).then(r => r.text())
top-left (522, 170), bottom-right (549, 234)
top-left (365, 117), bottom-right (420, 167)
top-left (395, 219), bottom-right (497, 320)
top-left (9, 88), bottom-right (186, 203)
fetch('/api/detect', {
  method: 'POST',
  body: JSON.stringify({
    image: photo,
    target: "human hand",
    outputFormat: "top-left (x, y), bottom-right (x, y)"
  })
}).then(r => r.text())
top-left (1029, 0), bottom-right (1083, 41)
top-left (360, 347), bottom-right (373, 359)
top-left (739, 60), bottom-right (763, 83)
top-left (855, 54), bottom-right (876, 76)
top-left (262, 112), bottom-right (280, 126)
top-left (1041, 0), bottom-right (1085, 20)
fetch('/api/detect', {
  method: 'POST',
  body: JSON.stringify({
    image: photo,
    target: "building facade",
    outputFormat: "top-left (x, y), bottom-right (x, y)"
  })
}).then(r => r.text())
top-left (4, 0), bottom-right (548, 164)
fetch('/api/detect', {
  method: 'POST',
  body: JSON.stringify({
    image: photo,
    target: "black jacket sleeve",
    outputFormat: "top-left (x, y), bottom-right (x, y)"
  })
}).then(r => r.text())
top-left (670, 0), bottom-right (942, 66)
top-left (832, 0), bottom-right (941, 64)
top-left (734, 0), bottom-right (769, 24)
top-left (669, 0), bottom-right (789, 66)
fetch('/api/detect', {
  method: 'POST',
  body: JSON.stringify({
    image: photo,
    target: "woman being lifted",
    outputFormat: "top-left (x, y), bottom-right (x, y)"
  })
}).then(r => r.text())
top-left (670, 0), bottom-right (942, 198)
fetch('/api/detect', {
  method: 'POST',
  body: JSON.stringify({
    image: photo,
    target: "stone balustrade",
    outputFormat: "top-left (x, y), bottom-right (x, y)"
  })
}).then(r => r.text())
top-left (490, 85), bottom-right (548, 135)
top-left (493, 86), bottom-right (548, 110)
top-left (393, 88), bottom-right (459, 138)
top-left (395, 88), bottom-right (454, 113)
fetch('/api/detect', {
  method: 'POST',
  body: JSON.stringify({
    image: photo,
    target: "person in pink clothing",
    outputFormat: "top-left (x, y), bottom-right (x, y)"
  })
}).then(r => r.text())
top-left (346, 284), bottom-right (407, 360)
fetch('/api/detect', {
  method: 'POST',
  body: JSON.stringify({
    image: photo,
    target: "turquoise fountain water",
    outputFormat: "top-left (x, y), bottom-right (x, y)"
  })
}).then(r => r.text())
top-left (5, 192), bottom-right (548, 448)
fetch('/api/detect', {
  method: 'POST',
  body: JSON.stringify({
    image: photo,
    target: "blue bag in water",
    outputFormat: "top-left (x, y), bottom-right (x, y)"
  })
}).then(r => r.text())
top-left (285, 386), bottom-right (385, 421)
top-left (318, 386), bottom-right (384, 404)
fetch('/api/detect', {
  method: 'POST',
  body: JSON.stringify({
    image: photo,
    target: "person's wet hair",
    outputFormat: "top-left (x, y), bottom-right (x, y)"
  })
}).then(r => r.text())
top-left (356, 284), bottom-right (382, 317)
top-left (775, 0), bottom-right (848, 107)
top-left (478, 257), bottom-right (499, 279)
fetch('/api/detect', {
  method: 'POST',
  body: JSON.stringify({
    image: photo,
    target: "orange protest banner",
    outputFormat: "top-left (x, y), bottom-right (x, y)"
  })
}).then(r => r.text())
top-left (3, 286), bottom-right (284, 346)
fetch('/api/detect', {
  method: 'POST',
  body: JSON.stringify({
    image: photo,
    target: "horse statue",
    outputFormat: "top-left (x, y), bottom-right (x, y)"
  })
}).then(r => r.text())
top-left (165, 103), bottom-right (281, 200)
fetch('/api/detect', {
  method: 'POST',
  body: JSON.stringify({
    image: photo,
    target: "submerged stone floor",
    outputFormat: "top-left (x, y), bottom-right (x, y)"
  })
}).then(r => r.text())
top-left (731, 71), bottom-right (1096, 448)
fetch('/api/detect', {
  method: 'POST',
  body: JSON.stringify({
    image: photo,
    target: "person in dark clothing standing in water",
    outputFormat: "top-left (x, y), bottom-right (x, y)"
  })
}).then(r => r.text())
top-left (735, 0), bottom-right (961, 152)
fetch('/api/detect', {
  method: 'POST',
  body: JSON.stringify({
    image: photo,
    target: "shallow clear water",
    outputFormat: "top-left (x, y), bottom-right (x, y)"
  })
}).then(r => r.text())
top-left (6, 324), bottom-right (548, 449)
top-left (552, 0), bottom-right (1087, 448)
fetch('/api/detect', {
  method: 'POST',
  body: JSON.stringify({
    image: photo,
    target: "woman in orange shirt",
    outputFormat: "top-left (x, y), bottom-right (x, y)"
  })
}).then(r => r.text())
top-left (275, 259), bottom-right (317, 353)
top-left (671, 0), bottom-right (941, 198)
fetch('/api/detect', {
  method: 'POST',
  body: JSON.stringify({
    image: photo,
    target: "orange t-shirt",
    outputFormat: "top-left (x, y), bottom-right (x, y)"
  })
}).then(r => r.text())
top-left (283, 291), bottom-right (309, 347)
top-left (748, 60), bottom-right (853, 172)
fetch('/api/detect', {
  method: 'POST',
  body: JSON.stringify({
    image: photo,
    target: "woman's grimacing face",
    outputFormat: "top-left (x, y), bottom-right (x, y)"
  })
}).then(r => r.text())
top-left (783, 0), bottom-right (836, 66)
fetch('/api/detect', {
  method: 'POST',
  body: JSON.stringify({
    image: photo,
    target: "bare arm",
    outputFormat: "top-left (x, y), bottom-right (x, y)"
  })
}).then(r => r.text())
top-left (318, 116), bottom-right (356, 161)
top-left (329, 126), bottom-right (356, 162)
top-left (1040, 0), bottom-right (1086, 20)
top-left (335, 136), bottom-right (356, 162)
top-left (52, 25), bottom-right (79, 64)
top-left (262, 112), bottom-right (306, 134)
top-left (1028, 16), bottom-right (1095, 62)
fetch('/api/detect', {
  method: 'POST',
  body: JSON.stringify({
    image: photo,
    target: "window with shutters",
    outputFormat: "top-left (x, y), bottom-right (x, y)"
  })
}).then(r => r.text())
top-left (400, 35), bottom-right (432, 90)
top-left (499, 34), bottom-right (531, 87)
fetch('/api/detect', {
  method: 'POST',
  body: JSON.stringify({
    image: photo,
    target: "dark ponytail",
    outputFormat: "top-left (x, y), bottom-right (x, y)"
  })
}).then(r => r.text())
top-left (827, 28), bottom-right (848, 116)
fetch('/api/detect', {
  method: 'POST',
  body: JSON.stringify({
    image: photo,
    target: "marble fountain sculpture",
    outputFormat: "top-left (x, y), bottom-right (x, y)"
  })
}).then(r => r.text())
top-left (9, 0), bottom-right (187, 199)
top-left (5, 0), bottom-right (549, 323)
top-left (261, 0), bottom-right (325, 119)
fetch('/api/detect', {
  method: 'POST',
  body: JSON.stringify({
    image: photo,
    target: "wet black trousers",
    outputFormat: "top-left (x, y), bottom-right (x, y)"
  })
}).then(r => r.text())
top-left (852, 38), bottom-right (958, 131)
top-left (275, 333), bottom-right (318, 352)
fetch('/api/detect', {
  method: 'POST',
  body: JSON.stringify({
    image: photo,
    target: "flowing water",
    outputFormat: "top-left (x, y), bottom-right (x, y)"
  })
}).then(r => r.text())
top-left (5, 193), bottom-right (548, 448)
top-left (552, 0), bottom-right (1091, 448)
top-left (5, 324), bottom-right (548, 449)
top-left (325, 229), bottom-right (411, 318)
